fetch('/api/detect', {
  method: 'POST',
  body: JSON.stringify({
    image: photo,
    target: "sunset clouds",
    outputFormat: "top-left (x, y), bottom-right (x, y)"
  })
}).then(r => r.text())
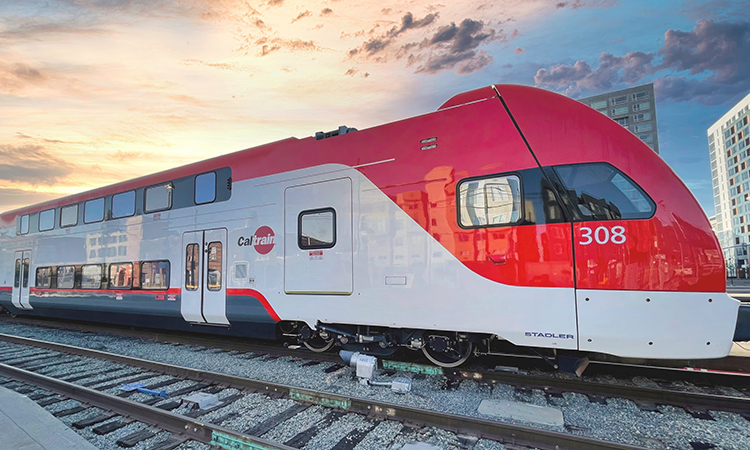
top-left (0, 1), bottom-right (749, 215)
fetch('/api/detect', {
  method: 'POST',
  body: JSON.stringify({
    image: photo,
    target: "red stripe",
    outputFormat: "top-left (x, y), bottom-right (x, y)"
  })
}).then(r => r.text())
top-left (0, 286), bottom-right (11, 292)
top-left (227, 288), bottom-right (281, 322)
top-left (30, 287), bottom-right (181, 295)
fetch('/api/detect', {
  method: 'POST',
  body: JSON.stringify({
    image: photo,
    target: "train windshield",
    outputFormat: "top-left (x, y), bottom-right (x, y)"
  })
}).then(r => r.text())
top-left (553, 163), bottom-right (655, 221)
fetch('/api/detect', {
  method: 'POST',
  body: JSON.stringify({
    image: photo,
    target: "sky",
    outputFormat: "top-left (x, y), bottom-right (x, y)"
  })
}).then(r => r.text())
top-left (1, 0), bottom-right (749, 216)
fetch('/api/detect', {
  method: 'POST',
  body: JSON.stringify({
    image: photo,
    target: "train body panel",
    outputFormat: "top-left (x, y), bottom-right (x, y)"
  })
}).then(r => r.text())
top-left (0, 84), bottom-right (740, 365)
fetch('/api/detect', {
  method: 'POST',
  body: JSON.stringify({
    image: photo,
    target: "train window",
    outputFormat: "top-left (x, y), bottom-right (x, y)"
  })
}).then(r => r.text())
top-left (553, 163), bottom-right (655, 221)
top-left (457, 175), bottom-right (522, 228)
top-left (14, 259), bottom-right (20, 288)
top-left (35, 267), bottom-right (52, 289)
top-left (81, 265), bottom-right (102, 289)
top-left (298, 208), bottom-right (336, 249)
top-left (85, 198), bottom-right (105, 223)
top-left (185, 244), bottom-right (200, 291)
top-left (22, 258), bottom-right (29, 288)
top-left (195, 172), bottom-right (216, 204)
top-left (18, 215), bottom-right (29, 235)
top-left (39, 209), bottom-right (55, 231)
top-left (112, 191), bottom-right (136, 219)
top-left (141, 260), bottom-right (170, 290)
top-left (57, 266), bottom-right (75, 289)
top-left (207, 242), bottom-right (222, 291)
top-left (109, 263), bottom-right (133, 289)
top-left (61, 204), bottom-right (78, 228)
top-left (145, 183), bottom-right (173, 213)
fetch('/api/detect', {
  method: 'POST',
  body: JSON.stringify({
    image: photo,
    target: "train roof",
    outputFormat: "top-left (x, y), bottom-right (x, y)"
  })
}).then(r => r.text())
top-left (0, 85), bottom-right (507, 227)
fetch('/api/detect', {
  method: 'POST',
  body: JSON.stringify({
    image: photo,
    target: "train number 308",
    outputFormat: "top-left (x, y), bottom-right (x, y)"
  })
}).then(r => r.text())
top-left (579, 226), bottom-right (626, 245)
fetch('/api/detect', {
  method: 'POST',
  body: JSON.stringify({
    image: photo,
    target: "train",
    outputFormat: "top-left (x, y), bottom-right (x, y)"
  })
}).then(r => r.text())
top-left (0, 84), bottom-right (740, 369)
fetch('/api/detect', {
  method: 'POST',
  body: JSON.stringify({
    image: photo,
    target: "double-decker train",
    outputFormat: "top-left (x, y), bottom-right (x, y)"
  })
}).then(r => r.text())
top-left (0, 85), bottom-right (739, 368)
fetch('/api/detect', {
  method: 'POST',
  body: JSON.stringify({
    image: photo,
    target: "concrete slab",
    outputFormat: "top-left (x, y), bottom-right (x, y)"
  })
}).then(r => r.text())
top-left (0, 385), bottom-right (98, 450)
top-left (478, 399), bottom-right (564, 427)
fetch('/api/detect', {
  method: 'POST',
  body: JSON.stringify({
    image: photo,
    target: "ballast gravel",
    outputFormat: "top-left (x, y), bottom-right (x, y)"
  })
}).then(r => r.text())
top-left (3, 321), bottom-right (750, 449)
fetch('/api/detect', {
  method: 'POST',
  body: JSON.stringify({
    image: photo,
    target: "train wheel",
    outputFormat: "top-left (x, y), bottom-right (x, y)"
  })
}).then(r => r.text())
top-left (303, 333), bottom-right (335, 353)
top-left (422, 332), bottom-right (473, 368)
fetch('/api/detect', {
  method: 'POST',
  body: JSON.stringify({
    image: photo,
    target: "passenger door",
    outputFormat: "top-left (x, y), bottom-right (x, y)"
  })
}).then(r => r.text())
top-left (12, 250), bottom-right (32, 310)
top-left (284, 178), bottom-right (353, 294)
top-left (181, 229), bottom-right (229, 325)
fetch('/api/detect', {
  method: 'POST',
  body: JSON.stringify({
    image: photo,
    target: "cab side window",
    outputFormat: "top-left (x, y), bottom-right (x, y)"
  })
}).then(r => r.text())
top-left (457, 174), bottom-right (522, 228)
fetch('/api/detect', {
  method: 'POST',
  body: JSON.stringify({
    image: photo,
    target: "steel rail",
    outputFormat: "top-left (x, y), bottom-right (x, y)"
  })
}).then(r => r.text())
top-left (0, 362), bottom-right (295, 450)
top-left (0, 332), bottom-right (645, 450)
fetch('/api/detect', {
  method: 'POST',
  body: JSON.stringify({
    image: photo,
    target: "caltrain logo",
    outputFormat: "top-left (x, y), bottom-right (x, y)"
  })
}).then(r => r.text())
top-left (238, 226), bottom-right (275, 255)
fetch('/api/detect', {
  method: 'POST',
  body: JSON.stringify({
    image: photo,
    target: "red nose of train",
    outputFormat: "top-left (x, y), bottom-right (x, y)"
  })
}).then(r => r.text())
top-left (495, 84), bottom-right (725, 293)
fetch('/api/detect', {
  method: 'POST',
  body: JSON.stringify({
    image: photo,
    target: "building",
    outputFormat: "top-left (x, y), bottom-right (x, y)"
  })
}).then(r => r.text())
top-left (708, 92), bottom-right (750, 276)
top-left (579, 83), bottom-right (660, 153)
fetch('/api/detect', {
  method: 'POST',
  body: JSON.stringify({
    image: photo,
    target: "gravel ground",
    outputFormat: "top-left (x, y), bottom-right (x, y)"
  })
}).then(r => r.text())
top-left (2, 321), bottom-right (750, 449)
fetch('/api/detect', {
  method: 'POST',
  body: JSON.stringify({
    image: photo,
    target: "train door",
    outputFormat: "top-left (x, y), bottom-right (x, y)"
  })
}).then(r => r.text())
top-left (284, 178), bottom-right (353, 294)
top-left (181, 229), bottom-right (229, 325)
top-left (12, 250), bottom-right (32, 310)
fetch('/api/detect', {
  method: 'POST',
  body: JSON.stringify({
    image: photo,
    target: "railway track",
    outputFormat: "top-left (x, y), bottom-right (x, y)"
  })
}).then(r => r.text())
top-left (0, 333), bottom-right (653, 450)
top-left (0, 318), bottom-right (750, 448)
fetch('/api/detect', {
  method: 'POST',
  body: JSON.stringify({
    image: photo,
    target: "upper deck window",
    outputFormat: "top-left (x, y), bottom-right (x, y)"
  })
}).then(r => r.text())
top-left (112, 190), bottom-right (136, 219)
top-left (457, 174), bottom-right (522, 228)
top-left (18, 215), bottom-right (29, 235)
top-left (195, 172), bottom-right (216, 204)
top-left (39, 209), bottom-right (55, 231)
top-left (85, 198), bottom-right (105, 223)
top-left (61, 204), bottom-right (78, 228)
top-left (145, 183), bottom-right (173, 213)
top-left (553, 163), bottom-right (655, 221)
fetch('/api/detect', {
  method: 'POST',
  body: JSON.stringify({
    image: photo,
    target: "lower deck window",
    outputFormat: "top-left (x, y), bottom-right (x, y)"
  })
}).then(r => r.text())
top-left (81, 264), bottom-right (102, 289)
top-left (109, 263), bottom-right (133, 289)
top-left (35, 267), bottom-right (52, 288)
top-left (141, 261), bottom-right (170, 290)
top-left (57, 266), bottom-right (75, 289)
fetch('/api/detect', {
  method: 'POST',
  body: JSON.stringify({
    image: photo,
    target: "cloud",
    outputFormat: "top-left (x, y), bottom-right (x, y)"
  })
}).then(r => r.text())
top-left (534, 51), bottom-right (656, 96)
top-left (414, 19), bottom-right (502, 74)
top-left (291, 10), bottom-right (311, 24)
top-left (533, 19), bottom-right (750, 105)
top-left (554, 0), bottom-right (617, 9)
top-left (252, 37), bottom-right (323, 57)
top-left (320, 8), bottom-right (333, 16)
top-left (657, 19), bottom-right (750, 84)
top-left (0, 63), bottom-right (48, 95)
top-left (351, 12), bottom-right (439, 58)
top-left (0, 144), bottom-right (74, 185)
top-left (513, 47), bottom-right (526, 54)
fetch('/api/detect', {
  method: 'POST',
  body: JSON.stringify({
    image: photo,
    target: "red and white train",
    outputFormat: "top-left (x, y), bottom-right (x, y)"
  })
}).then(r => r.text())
top-left (0, 85), bottom-right (739, 367)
